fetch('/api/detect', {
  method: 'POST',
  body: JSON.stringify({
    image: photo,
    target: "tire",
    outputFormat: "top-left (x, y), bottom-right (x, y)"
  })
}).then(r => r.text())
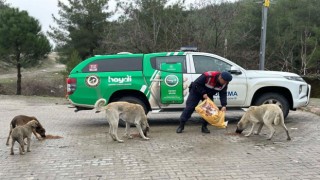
top-left (253, 93), bottom-right (290, 118)
top-left (116, 96), bottom-right (148, 127)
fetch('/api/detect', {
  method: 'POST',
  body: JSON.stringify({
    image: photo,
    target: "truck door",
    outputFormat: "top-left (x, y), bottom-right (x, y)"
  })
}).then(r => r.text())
top-left (160, 62), bottom-right (184, 104)
top-left (142, 53), bottom-right (188, 110)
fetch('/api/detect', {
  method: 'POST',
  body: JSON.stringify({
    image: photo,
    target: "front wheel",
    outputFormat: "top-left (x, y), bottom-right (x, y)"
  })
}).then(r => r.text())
top-left (253, 93), bottom-right (290, 118)
top-left (116, 96), bottom-right (148, 127)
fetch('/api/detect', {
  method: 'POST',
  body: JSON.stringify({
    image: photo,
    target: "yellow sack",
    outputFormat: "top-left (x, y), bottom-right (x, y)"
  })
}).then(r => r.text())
top-left (195, 98), bottom-right (227, 128)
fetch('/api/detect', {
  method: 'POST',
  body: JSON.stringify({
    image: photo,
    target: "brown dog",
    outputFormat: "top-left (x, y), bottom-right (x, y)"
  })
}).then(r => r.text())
top-left (10, 120), bottom-right (39, 155)
top-left (6, 115), bottom-right (46, 145)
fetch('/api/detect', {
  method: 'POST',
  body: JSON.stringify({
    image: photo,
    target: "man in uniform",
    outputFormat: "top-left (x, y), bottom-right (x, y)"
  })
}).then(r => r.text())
top-left (176, 71), bottom-right (233, 133)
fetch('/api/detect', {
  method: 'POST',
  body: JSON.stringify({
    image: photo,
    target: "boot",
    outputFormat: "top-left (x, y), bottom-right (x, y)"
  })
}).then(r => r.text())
top-left (201, 121), bottom-right (210, 133)
top-left (176, 121), bottom-right (185, 133)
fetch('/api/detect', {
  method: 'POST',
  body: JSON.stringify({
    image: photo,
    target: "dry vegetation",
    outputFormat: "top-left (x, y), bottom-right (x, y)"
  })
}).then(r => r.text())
top-left (0, 52), bottom-right (67, 97)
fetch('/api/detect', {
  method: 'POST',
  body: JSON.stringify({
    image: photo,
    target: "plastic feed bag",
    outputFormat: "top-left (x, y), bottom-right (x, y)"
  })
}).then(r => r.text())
top-left (195, 98), bottom-right (227, 128)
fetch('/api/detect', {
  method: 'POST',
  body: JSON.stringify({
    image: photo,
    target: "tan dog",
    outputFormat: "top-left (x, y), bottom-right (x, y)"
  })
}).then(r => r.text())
top-left (235, 104), bottom-right (291, 140)
top-left (10, 120), bottom-right (39, 155)
top-left (94, 98), bottom-right (150, 143)
top-left (6, 115), bottom-right (46, 145)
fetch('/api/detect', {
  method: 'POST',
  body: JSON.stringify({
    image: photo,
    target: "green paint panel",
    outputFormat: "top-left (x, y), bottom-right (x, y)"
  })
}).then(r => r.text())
top-left (160, 62), bottom-right (183, 104)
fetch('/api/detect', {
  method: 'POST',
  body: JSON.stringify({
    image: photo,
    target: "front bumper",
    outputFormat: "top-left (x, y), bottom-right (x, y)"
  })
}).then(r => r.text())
top-left (293, 84), bottom-right (311, 108)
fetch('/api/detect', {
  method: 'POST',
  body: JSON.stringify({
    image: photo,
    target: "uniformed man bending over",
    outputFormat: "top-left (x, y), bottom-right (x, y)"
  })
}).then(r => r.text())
top-left (176, 71), bottom-right (233, 133)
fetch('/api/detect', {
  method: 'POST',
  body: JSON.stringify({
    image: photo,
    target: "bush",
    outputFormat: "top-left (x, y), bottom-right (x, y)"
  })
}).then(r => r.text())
top-left (303, 76), bottom-right (320, 98)
top-left (22, 77), bottom-right (66, 97)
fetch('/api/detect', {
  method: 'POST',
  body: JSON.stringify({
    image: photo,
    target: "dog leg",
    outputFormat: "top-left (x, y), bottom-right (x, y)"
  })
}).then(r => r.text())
top-left (264, 123), bottom-right (275, 140)
top-left (107, 112), bottom-right (123, 143)
top-left (125, 122), bottom-right (133, 139)
top-left (109, 123), bottom-right (120, 142)
top-left (26, 137), bottom-right (31, 152)
top-left (245, 123), bottom-right (257, 137)
top-left (280, 122), bottom-right (291, 141)
top-left (6, 128), bottom-right (12, 146)
top-left (135, 123), bottom-right (150, 140)
top-left (107, 120), bottom-right (116, 141)
top-left (113, 128), bottom-right (124, 143)
top-left (254, 123), bottom-right (264, 135)
top-left (10, 139), bottom-right (15, 155)
top-left (18, 139), bottom-right (25, 155)
top-left (107, 122), bottom-right (115, 141)
top-left (111, 121), bottom-right (123, 143)
top-left (19, 144), bottom-right (24, 155)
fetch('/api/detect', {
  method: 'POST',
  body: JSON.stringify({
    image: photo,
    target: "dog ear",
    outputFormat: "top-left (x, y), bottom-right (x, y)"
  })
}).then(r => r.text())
top-left (31, 116), bottom-right (37, 120)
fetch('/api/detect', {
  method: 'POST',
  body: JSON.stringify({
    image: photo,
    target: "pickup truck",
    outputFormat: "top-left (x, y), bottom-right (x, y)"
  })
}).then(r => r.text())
top-left (66, 51), bottom-right (311, 122)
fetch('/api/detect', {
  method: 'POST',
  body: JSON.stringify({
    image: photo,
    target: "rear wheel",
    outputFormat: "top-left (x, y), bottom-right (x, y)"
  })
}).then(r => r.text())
top-left (254, 93), bottom-right (290, 118)
top-left (116, 96), bottom-right (148, 127)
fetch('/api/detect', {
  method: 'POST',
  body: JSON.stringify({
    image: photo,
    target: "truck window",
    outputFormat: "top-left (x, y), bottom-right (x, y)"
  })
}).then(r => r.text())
top-left (82, 57), bottom-right (143, 72)
top-left (193, 55), bottom-right (231, 73)
top-left (150, 56), bottom-right (187, 73)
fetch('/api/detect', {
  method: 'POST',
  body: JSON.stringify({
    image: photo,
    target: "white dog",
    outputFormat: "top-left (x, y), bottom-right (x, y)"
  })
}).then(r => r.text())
top-left (94, 98), bottom-right (150, 143)
top-left (235, 104), bottom-right (291, 140)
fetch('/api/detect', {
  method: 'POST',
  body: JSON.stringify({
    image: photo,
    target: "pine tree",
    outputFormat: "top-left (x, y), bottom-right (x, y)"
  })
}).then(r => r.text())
top-left (0, 7), bottom-right (51, 95)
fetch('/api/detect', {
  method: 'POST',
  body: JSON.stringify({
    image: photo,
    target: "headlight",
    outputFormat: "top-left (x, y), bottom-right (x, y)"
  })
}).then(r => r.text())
top-left (284, 76), bottom-right (305, 82)
top-left (299, 85), bottom-right (302, 94)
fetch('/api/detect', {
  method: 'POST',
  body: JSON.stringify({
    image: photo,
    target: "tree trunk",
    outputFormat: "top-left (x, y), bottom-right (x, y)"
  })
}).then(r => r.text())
top-left (16, 55), bottom-right (22, 95)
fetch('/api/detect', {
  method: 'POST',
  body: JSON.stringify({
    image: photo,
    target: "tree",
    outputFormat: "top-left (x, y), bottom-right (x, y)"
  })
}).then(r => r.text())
top-left (0, 7), bottom-right (52, 95)
top-left (66, 50), bottom-right (82, 73)
top-left (187, 0), bottom-right (240, 55)
top-left (0, 1), bottom-right (5, 8)
top-left (48, 0), bottom-right (112, 60)
top-left (267, 0), bottom-right (320, 74)
top-left (116, 0), bottom-right (187, 52)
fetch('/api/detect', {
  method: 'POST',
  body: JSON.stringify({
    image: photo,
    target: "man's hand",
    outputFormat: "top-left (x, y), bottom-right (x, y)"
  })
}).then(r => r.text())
top-left (203, 94), bottom-right (209, 99)
top-left (221, 106), bottom-right (227, 112)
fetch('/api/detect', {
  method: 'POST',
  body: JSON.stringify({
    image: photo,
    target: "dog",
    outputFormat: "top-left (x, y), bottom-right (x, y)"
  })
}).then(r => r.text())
top-left (10, 120), bottom-right (39, 155)
top-left (94, 98), bottom-right (150, 143)
top-left (6, 115), bottom-right (46, 146)
top-left (235, 104), bottom-right (291, 140)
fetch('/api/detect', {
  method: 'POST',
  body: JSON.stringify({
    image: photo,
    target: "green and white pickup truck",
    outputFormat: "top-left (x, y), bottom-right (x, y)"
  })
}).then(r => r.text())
top-left (66, 51), bottom-right (311, 119)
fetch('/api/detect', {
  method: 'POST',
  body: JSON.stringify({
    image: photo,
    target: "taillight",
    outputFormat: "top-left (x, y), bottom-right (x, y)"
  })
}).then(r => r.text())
top-left (66, 78), bottom-right (77, 95)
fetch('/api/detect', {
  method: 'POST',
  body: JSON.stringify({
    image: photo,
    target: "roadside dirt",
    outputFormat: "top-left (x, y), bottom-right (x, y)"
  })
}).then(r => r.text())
top-left (299, 98), bottom-right (320, 116)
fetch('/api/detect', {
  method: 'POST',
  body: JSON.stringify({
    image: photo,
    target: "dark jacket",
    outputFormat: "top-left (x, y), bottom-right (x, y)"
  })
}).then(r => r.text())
top-left (191, 72), bottom-right (228, 106)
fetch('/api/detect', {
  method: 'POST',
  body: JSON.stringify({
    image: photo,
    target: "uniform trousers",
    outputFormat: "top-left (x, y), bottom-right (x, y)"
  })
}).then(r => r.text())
top-left (180, 86), bottom-right (213, 126)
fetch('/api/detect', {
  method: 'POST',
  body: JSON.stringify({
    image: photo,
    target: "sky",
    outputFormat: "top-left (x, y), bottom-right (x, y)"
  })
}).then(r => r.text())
top-left (6, 0), bottom-right (117, 33)
top-left (6, 0), bottom-right (193, 32)
top-left (5, 0), bottom-right (120, 46)
top-left (5, 0), bottom-right (194, 46)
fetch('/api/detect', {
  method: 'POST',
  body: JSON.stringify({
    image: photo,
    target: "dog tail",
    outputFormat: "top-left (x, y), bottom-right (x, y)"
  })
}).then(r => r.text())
top-left (94, 98), bottom-right (107, 113)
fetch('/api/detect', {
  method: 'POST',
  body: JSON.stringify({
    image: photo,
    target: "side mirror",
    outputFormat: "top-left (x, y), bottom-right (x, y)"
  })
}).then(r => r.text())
top-left (229, 66), bottom-right (242, 75)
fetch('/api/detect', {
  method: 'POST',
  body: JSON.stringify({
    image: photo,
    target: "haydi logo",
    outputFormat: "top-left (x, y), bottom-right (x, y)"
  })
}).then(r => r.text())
top-left (108, 75), bottom-right (132, 83)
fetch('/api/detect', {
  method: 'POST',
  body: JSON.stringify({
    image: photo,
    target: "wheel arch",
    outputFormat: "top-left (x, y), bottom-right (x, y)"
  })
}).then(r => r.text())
top-left (109, 90), bottom-right (151, 112)
top-left (251, 86), bottom-right (293, 110)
